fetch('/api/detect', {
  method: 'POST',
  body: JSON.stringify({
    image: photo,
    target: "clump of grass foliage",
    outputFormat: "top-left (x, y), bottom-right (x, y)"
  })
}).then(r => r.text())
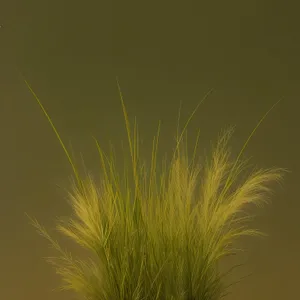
top-left (25, 79), bottom-right (285, 300)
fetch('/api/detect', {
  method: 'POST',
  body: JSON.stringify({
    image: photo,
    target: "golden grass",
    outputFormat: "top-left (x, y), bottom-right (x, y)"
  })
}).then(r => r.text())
top-left (25, 79), bottom-right (285, 299)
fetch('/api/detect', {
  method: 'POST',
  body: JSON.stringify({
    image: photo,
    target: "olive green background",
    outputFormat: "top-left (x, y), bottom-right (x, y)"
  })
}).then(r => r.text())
top-left (1, 1), bottom-right (299, 299)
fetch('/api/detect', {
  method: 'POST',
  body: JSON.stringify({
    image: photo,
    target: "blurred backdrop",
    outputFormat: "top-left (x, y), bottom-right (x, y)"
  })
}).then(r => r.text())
top-left (0, 1), bottom-right (299, 299)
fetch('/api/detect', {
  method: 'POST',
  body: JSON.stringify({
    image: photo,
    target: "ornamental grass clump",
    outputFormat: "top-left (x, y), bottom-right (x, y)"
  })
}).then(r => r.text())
top-left (26, 80), bottom-right (285, 300)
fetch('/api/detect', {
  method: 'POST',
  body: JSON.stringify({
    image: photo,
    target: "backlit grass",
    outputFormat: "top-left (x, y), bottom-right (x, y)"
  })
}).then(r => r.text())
top-left (25, 79), bottom-right (285, 300)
